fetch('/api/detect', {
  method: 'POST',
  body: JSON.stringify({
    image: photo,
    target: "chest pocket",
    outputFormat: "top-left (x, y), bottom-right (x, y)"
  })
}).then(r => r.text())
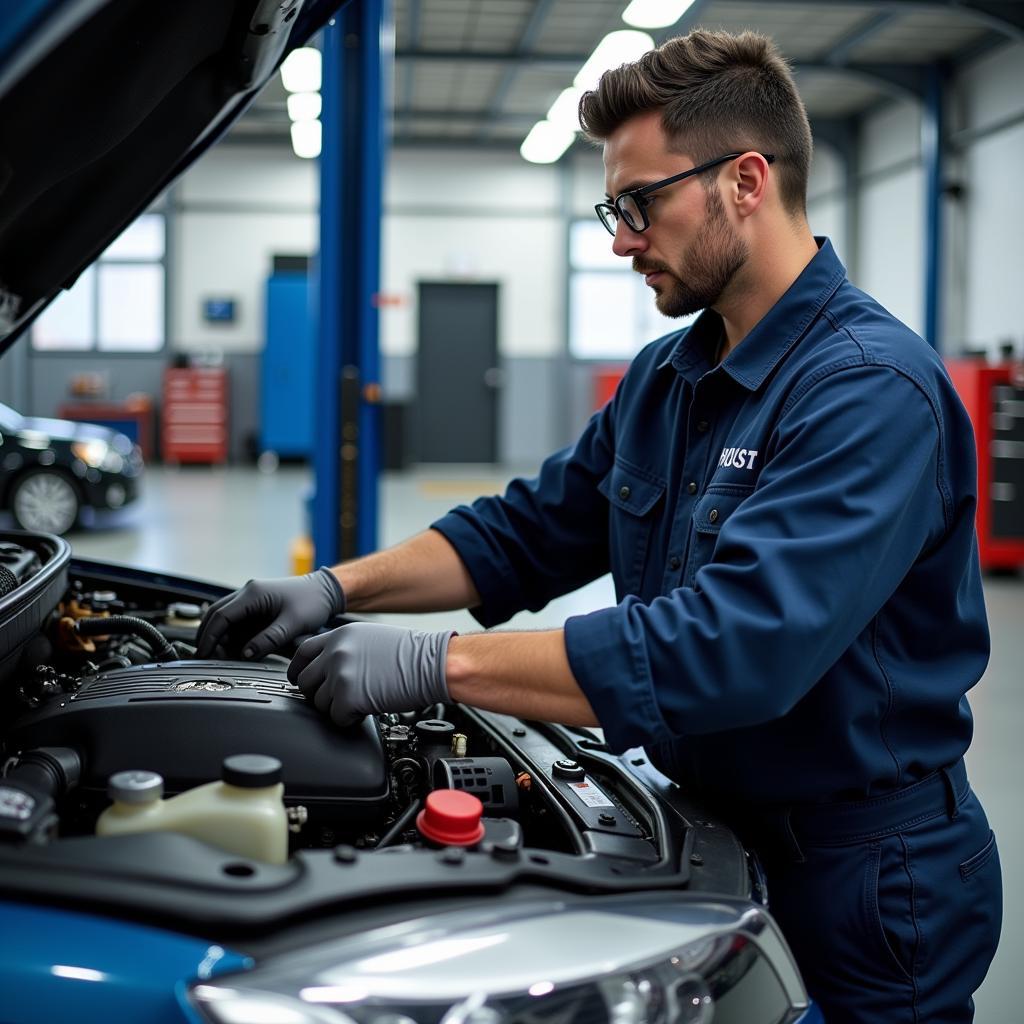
top-left (684, 483), bottom-right (753, 589)
top-left (599, 460), bottom-right (666, 599)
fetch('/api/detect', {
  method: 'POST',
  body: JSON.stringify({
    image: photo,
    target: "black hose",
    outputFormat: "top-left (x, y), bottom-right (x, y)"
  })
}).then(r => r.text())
top-left (74, 615), bottom-right (177, 662)
top-left (7, 747), bottom-right (81, 798)
top-left (375, 798), bottom-right (423, 849)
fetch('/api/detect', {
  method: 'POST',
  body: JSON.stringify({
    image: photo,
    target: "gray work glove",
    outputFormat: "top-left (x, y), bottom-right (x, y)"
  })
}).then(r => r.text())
top-left (288, 622), bottom-right (454, 727)
top-left (195, 567), bottom-right (345, 660)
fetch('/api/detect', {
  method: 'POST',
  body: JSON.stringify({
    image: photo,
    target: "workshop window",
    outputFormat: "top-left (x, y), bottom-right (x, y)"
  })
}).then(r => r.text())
top-left (32, 212), bottom-right (166, 352)
top-left (568, 220), bottom-right (698, 360)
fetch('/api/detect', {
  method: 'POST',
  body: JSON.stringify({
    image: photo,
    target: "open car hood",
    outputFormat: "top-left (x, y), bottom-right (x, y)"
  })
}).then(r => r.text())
top-left (0, 0), bottom-right (344, 355)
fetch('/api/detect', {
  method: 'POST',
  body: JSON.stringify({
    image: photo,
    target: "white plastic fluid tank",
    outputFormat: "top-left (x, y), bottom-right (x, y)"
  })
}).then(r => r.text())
top-left (95, 754), bottom-right (288, 864)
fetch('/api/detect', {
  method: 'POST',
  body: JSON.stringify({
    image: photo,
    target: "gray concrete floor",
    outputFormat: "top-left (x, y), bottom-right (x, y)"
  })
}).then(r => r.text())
top-left (53, 465), bottom-right (1024, 1021)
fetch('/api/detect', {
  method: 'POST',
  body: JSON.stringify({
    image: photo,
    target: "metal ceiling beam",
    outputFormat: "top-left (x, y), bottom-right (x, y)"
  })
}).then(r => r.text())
top-left (244, 106), bottom-right (536, 127)
top-left (393, 108), bottom-right (536, 123)
top-left (710, 59), bottom-right (927, 104)
top-left (950, 28), bottom-right (1007, 66)
top-left (391, 51), bottom-right (931, 114)
top-left (390, 54), bottom-right (932, 99)
top-left (219, 130), bottom-right (538, 151)
top-left (390, 136), bottom-right (526, 150)
top-left (483, 0), bottom-right (559, 135)
top-left (684, 0), bottom-right (1024, 41)
top-left (953, 1), bottom-right (1024, 39)
top-left (823, 11), bottom-right (898, 65)
top-left (395, 48), bottom-right (582, 65)
top-left (828, 61), bottom-right (930, 100)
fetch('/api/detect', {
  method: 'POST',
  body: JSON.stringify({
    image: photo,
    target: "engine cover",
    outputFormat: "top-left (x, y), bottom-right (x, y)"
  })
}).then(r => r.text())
top-left (7, 661), bottom-right (389, 817)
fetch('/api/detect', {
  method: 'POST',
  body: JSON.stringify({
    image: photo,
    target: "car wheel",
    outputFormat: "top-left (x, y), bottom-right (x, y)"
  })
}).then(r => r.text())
top-left (11, 470), bottom-right (81, 535)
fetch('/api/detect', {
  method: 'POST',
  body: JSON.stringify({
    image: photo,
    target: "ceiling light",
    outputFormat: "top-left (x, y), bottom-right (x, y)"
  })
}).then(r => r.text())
top-left (280, 47), bottom-right (321, 93)
top-left (520, 121), bottom-right (575, 164)
top-left (622, 0), bottom-right (697, 29)
top-left (291, 119), bottom-right (322, 159)
top-left (546, 87), bottom-right (583, 133)
top-left (574, 30), bottom-right (655, 93)
top-left (287, 91), bottom-right (322, 122)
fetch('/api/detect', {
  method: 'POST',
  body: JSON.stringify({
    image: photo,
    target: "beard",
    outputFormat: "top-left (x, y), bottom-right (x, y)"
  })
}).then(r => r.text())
top-left (634, 188), bottom-right (749, 318)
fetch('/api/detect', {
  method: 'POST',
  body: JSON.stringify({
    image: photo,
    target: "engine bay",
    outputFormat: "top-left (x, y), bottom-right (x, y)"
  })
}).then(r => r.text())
top-left (0, 531), bottom-right (652, 854)
top-left (0, 531), bottom-right (751, 938)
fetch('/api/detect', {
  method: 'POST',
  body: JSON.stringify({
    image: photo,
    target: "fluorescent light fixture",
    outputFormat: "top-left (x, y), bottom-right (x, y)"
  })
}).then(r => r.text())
top-left (286, 91), bottom-right (322, 122)
top-left (546, 86), bottom-right (583, 133)
top-left (290, 119), bottom-right (322, 159)
top-left (574, 30), bottom-right (654, 93)
top-left (280, 47), bottom-right (321, 93)
top-left (622, 0), bottom-right (697, 29)
top-left (520, 120), bottom-right (575, 164)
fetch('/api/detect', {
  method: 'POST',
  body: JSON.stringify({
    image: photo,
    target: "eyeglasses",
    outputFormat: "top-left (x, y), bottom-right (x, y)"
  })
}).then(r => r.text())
top-left (595, 152), bottom-right (776, 236)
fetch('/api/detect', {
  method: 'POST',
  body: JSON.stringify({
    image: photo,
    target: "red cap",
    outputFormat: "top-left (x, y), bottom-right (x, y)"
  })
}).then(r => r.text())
top-left (416, 789), bottom-right (485, 847)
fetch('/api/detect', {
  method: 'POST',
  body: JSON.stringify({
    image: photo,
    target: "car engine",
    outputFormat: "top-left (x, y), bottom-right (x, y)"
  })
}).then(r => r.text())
top-left (0, 530), bottom-right (673, 865)
top-left (7, 660), bottom-right (392, 842)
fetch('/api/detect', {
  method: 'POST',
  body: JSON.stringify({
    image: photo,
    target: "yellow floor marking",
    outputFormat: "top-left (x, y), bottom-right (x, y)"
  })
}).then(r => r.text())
top-left (417, 480), bottom-right (505, 498)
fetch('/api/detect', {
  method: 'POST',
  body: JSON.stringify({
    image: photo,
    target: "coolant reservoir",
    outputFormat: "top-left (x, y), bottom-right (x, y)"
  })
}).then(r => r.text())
top-left (95, 754), bottom-right (288, 864)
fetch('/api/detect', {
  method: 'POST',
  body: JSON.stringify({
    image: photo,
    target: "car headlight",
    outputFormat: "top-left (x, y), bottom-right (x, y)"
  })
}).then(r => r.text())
top-left (189, 894), bottom-right (809, 1024)
top-left (71, 440), bottom-right (123, 473)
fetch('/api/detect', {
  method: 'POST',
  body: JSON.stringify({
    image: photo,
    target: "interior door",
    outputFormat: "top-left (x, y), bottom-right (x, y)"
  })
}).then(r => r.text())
top-left (415, 281), bottom-right (500, 463)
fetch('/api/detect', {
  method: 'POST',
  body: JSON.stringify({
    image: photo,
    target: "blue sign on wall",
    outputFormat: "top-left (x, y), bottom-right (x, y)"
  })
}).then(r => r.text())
top-left (202, 299), bottom-right (237, 324)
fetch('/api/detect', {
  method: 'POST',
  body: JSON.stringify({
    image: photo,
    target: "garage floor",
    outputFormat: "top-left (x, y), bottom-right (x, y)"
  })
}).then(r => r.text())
top-left (60, 464), bottom-right (1023, 1022)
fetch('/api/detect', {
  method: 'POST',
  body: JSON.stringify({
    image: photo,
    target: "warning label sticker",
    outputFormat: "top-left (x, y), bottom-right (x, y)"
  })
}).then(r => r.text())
top-left (568, 779), bottom-right (614, 808)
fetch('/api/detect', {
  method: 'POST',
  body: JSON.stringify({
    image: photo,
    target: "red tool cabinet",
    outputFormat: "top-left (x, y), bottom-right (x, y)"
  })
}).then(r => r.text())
top-left (946, 359), bottom-right (1024, 570)
top-left (161, 367), bottom-right (229, 464)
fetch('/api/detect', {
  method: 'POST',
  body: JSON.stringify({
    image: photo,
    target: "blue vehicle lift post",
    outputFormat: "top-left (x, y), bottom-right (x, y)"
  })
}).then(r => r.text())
top-left (313, 0), bottom-right (390, 565)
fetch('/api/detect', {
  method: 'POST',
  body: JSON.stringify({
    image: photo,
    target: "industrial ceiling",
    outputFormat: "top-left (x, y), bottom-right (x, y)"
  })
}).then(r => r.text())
top-left (229, 0), bottom-right (1023, 150)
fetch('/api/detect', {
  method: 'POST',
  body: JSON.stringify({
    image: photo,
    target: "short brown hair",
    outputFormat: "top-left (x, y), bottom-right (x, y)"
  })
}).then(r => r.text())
top-left (579, 30), bottom-right (812, 215)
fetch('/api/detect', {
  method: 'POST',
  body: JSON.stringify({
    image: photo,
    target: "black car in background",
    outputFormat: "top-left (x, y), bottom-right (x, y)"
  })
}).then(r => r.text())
top-left (0, 402), bottom-right (143, 534)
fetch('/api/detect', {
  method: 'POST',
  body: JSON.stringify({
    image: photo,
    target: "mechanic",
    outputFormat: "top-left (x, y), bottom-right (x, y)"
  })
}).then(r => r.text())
top-left (197, 29), bottom-right (1002, 1023)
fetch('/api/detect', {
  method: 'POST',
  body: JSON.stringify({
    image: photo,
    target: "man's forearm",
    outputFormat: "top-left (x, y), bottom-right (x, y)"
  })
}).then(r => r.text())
top-left (330, 528), bottom-right (481, 614)
top-left (446, 629), bottom-right (599, 727)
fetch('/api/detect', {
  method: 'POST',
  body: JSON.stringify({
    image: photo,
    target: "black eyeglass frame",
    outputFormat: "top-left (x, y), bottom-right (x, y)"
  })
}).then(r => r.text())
top-left (595, 151), bottom-right (776, 236)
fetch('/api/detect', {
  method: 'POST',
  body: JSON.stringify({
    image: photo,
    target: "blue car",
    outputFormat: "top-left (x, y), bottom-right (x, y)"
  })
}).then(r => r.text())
top-left (0, 3), bottom-right (822, 1022)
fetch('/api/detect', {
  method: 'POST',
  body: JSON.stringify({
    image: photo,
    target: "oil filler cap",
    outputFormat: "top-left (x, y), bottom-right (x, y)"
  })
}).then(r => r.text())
top-left (222, 754), bottom-right (283, 788)
top-left (416, 789), bottom-right (485, 847)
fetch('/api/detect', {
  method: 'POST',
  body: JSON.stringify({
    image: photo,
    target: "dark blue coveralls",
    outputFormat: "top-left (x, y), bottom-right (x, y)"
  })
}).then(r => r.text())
top-left (433, 240), bottom-right (1003, 1022)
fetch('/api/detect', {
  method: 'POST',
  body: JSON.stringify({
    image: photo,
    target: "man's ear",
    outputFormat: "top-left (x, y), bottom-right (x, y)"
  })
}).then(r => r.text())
top-left (730, 152), bottom-right (771, 219)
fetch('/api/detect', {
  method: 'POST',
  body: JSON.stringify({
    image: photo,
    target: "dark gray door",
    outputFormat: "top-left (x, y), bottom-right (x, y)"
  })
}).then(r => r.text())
top-left (416, 281), bottom-right (500, 463)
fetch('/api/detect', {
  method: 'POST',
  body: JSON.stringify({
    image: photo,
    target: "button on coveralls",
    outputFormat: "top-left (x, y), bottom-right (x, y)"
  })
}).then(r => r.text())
top-left (432, 239), bottom-right (1002, 1022)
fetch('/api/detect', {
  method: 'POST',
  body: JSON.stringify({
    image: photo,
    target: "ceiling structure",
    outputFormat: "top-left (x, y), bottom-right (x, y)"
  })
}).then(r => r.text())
top-left (228, 0), bottom-right (1024, 151)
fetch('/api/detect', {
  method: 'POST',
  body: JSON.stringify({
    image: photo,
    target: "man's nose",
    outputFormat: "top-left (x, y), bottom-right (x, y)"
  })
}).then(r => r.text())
top-left (611, 219), bottom-right (647, 258)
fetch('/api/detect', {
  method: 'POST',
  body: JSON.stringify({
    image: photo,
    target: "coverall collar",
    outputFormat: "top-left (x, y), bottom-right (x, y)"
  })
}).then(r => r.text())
top-left (659, 237), bottom-right (847, 391)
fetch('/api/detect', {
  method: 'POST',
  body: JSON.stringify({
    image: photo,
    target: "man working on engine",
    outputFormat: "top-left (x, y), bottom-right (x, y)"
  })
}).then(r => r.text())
top-left (197, 29), bottom-right (1001, 1022)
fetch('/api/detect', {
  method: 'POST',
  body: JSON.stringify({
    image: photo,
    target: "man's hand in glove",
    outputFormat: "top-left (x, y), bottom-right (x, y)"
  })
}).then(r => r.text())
top-left (195, 567), bottom-right (346, 660)
top-left (288, 622), bottom-right (454, 727)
